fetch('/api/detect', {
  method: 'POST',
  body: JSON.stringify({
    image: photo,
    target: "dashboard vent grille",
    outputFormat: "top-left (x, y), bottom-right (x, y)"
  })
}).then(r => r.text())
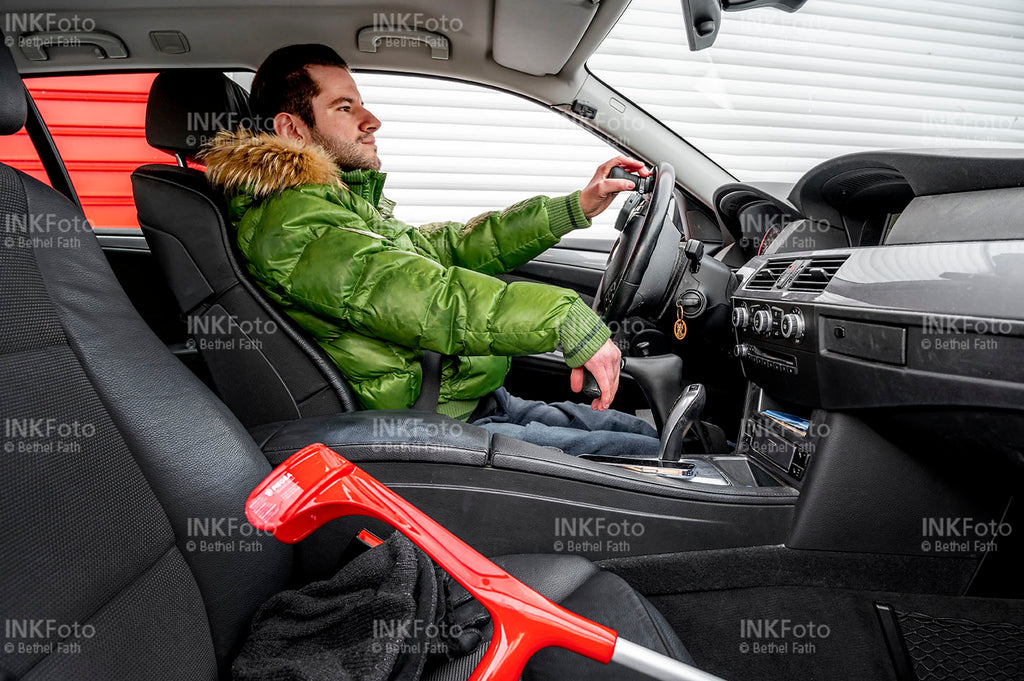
top-left (746, 258), bottom-right (795, 290)
top-left (789, 256), bottom-right (849, 292)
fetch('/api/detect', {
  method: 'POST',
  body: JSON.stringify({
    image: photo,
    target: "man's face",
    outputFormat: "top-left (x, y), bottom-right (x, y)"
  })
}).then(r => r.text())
top-left (305, 64), bottom-right (382, 171)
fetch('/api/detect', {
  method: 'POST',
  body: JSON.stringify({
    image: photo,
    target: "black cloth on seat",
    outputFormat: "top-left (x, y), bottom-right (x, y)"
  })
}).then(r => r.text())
top-left (236, 536), bottom-right (695, 681)
top-left (235, 533), bottom-right (444, 681)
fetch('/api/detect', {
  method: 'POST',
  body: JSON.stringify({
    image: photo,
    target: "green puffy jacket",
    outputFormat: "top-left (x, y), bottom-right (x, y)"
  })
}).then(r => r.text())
top-left (203, 130), bottom-right (610, 417)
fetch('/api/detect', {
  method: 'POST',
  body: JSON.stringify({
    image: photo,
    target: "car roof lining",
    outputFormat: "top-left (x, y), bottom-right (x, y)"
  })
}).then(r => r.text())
top-left (3, 0), bottom-right (631, 105)
top-left (4, 1), bottom-right (737, 207)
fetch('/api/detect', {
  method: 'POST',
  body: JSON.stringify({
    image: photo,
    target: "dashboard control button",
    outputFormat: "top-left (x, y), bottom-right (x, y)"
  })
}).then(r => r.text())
top-left (781, 312), bottom-right (806, 340)
top-left (731, 306), bottom-right (749, 329)
top-left (752, 310), bottom-right (773, 335)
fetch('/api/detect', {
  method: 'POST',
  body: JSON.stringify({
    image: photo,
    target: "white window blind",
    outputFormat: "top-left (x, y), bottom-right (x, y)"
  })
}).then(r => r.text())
top-left (589, 0), bottom-right (1024, 183)
top-left (354, 74), bottom-right (624, 239)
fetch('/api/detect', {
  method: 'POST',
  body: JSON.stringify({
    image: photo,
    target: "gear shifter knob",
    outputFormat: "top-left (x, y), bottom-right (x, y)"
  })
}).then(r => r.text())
top-left (658, 383), bottom-right (706, 462)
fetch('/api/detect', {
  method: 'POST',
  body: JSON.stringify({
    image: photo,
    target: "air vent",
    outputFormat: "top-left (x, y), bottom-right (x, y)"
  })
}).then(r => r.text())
top-left (789, 256), bottom-right (849, 292)
top-left (745, 258), bottom-right (796, 290)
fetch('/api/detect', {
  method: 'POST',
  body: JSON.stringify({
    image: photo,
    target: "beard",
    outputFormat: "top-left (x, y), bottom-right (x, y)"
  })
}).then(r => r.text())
top-left (310, 128), bottom-right (381, 171)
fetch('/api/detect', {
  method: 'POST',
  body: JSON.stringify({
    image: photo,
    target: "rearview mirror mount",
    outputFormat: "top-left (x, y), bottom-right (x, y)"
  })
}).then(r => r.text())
top-left (681, 0), bottom-right (808, 51)
top-left (680, 0), bottom-right (721, 52)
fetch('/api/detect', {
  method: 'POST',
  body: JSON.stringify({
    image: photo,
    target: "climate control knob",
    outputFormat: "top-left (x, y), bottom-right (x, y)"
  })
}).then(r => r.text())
top-left (731, 306), bottom-right (749, 329)
top-left (780, 312), bottom-right (806, 340)
top-left (752, 310), bottom-right (773, 335)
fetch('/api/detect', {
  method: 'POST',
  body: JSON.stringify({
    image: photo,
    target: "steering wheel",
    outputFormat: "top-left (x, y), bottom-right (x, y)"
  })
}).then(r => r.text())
top-left (594, 161), bottom-right (676, 323)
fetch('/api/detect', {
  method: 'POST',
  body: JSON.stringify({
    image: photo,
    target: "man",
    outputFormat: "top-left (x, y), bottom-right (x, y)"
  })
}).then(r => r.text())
top-left (203, 44), bottom-right (660, 456)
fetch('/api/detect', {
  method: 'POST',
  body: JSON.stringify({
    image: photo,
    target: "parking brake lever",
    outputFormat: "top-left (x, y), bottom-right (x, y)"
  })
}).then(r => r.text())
top-left (580, 357), bottom-right (627, 401)
top-left (581, 370), bottom-right (602, 401)
top-left (658, 383), bottom-right (707, 462)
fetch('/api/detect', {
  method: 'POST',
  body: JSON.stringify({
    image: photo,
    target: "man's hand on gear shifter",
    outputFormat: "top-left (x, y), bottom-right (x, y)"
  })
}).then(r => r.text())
top-left (570, 339), bottom-right (621, 410)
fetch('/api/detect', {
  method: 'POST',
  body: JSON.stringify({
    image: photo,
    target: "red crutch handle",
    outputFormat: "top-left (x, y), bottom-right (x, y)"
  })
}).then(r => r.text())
top-left (245, 443), bottom-right (618, 681)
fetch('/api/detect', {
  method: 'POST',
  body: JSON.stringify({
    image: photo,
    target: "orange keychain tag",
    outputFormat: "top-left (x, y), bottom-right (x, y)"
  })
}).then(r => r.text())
top-left (673, 305), bottom-right (687, 340)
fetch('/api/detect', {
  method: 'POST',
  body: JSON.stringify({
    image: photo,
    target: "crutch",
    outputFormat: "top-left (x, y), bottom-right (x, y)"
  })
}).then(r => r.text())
top-left (246, 443), bottom-right (726, 681)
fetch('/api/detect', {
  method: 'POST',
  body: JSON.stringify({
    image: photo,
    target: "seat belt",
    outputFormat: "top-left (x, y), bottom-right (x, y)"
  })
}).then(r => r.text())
top-left (412, 350), bottom-right (442, 411)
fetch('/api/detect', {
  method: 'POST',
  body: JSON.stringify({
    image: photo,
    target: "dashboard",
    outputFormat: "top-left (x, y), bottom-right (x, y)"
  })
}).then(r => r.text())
top-left (713, 149), bottom-right (1024, 485)
top-left (714, 149), bottom-right (1024, 260)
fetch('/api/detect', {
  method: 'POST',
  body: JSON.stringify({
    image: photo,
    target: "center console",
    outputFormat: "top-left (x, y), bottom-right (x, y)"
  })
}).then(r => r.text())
top-left (729, 286), bottom-right (828, 488)
top-left (247, 408), bottom-right (798, 578)
top-left (725, 242), bottom-right (1023, 558)
top-left (731, 293), bottom-right (820, 404)
top-left (578, 454), bottom-right (733, 485)
top-left (735, 385), bottom-right (821, 486)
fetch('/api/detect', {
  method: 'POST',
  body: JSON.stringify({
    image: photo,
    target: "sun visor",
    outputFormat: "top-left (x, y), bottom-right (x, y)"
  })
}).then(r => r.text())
top-left (492, 0), bottom-right (600, 76)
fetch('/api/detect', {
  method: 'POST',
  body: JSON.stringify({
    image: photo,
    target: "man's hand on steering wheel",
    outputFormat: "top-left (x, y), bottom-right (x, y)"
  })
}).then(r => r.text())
top-left (579, 157), bottom-right (651, 219)
top-left (570, 339), bottom-right (622, 411)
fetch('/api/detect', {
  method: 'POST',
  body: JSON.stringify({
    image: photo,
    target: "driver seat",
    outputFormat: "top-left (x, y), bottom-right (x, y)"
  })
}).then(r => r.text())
top-left (131, 70), bottom-right (361, 427)
top-left (0, 47), bottom-right (695, 680)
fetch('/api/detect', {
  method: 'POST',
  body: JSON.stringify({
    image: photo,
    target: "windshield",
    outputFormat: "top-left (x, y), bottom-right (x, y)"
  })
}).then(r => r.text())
top-left (589, 0), bottom-right (1024, 183)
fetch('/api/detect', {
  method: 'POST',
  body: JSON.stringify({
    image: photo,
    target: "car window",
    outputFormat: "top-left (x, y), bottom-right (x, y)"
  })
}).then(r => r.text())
top-left (0, 71), bottom-right (625, 239)
top-left (354, 72), bottom-right (625, 241)
top-left (590, 0), bottom-right (1024, 183)
top-left (0, 73), bottom-right (172, 229)
top-left (0, 72), bottom-right (247, 231)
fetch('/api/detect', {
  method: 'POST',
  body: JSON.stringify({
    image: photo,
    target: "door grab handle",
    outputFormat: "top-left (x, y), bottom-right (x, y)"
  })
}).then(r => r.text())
top-left (356, 26), bottom-right (450, 60)
top-left (17, 31), bottom-right (129, 61)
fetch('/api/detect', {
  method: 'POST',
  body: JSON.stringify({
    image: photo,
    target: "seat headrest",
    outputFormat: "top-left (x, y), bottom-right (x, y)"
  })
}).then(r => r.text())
top-left (0, 45), bottom-right (27, 135)
top-left (146, 70), bottom-right (252, 157)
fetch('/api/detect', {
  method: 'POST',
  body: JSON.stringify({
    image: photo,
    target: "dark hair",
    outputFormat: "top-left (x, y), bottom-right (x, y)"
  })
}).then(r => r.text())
top-left (249, 44), bottom-right (348, 131)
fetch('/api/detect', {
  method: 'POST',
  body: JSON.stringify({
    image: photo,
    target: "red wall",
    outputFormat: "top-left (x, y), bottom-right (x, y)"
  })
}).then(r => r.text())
top-left (0, 73), bottom-right (177, 229)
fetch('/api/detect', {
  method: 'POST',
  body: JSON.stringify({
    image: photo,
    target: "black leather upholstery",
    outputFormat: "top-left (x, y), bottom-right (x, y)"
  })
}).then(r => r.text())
top-left (498, 554), bottom-right (694, 672)
top-left (1, 153), bottom-right (291, 679)
top-left (426, 555), bottom-right (693, 681)
top-left (146, 70), bottom-right (252, 156)
top-left (0, 49), bottom-right (696, 680)
top-left (251, 411), bottom-right (492, 467)
top-left (131, 71), bottom-right (360, 426)
top-left (0, 45), bottom-right (25, 134)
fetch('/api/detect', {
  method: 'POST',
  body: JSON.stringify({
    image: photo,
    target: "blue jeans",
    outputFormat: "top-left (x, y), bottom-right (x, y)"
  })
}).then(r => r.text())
top-left (472, 388), bottom-right (660, 457)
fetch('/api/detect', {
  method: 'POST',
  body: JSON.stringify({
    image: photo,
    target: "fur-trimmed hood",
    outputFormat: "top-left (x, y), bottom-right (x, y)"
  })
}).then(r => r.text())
top-left (201, 129), bottom-right (345, 200)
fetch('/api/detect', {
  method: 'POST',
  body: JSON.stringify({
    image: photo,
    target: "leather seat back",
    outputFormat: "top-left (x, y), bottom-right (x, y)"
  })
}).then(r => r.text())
top-left (131, 71), bottom-right (359, 427)
top-left (0, 48), bottom-right (291, 679)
